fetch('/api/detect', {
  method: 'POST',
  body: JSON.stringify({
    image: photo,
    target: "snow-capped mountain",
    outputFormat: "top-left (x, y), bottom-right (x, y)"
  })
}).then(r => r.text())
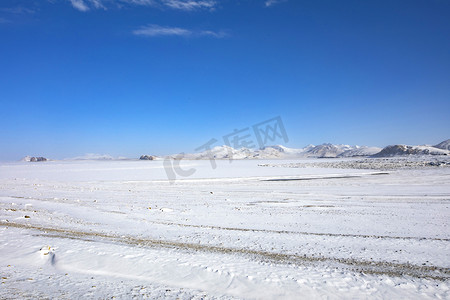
top-left (21, 156), bottom-right (48, 162)
top-left (183, 145), bottom-right (255, 160)
top-left (434, 139), bottom-right (450, 151)
top-left (338, 146), bottom-right (383, 157)
top-left (21, 139), bottom-right (450, 162)
top-left (304, 143), bottom-right (353, 158)
top-left (259, 144), bottom-right (379, 158)
top-left (254, 145), bottom-right (307, 158)
top-left (179, 143), bottom-right (381, 160)
top-left (373, 144), bottom-right (449, 157)
top-left (179, 139), bottom-right (449, 160)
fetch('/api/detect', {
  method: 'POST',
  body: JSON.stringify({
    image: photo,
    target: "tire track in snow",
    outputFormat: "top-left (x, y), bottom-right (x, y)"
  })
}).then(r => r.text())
top-left (2, 201), bottom-right (447, 242)
top-left (1, 221), bottom-right (449, 281)
top-left (149, 220), bottom-right (450, 242)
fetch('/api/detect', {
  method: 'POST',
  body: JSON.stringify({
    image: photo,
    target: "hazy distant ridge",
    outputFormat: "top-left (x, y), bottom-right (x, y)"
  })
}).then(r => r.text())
top-left (23, 139), bottom-right (450, 161)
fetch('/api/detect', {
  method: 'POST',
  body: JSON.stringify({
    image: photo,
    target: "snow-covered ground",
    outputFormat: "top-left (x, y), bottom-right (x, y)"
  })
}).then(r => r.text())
top-left (0, 159), bottom-right (449, 299)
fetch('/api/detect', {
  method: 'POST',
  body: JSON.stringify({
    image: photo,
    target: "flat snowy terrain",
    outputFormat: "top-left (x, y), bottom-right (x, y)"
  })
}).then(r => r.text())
top-left (0, 159), bottom-right (449, 299)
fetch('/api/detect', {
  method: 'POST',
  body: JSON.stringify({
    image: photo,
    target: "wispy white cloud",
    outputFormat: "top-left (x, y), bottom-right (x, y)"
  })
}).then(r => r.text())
top-left (133, 24), bottom-right (191, 37)
top-left (90, 0), bottom-right (106, 9)
top-left (70, 0), bottom-right (90, 11)
top-left (0, 5), bottom-right (36, 23)
top-left (133, 24), bottom-right (227, 38)
top-left (265, 0), bottom-right (287, 7)
top-left (162, 0), bottom-right (216, 11)
top-left (121, 0), bottom-right (156, 5)
top-left (0, 7), bottom-right (36, 14)
top-left (67, 0), bottom-right (216, 12)
top-left (199, 30), bottom-right (227, 38)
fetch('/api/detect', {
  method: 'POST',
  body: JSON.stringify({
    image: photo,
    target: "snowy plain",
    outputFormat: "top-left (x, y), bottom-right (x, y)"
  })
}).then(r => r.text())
top-left (0, 159), bottom-right (449, 299)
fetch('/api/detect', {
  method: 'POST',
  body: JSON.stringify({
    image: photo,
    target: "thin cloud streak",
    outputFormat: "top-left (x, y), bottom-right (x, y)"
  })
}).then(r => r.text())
top-left (68, 0), bottom-right (216, 11)
top-left (121, 0), bottom-right (156, 5)
top-left (133, 25), bottom-right (192, 37)
top-left (91, 0), bottom-right (106, 9)
top-left (0, 6), bottom-right (35, 24)
top-left (163, 0), bottom-right (216, 11)
top-left (0, 7), bottom-right (36, 14)
top-left (199, 30), bottom-right (227, 38)
top-left (133, 24), bottom-right (227, 38)
top-left (70, 0), bottom-right (90, 11)
top-left (265, 0), bottom-right (287, 7)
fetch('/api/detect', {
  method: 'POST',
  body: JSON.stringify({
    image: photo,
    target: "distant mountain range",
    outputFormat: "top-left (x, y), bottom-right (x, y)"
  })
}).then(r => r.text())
top-left (23, 139), bottom-right (450, 161)
top-left (372, 144), bottom-right (449, 157)
top-left (175, 144), bottom-right (381, 159)
top-left (165, 139), bottom-right (448, 159)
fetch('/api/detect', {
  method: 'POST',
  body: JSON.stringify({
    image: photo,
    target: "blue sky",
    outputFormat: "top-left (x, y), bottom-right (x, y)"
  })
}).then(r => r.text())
top-left (0, 0), bottom-right (449, 160)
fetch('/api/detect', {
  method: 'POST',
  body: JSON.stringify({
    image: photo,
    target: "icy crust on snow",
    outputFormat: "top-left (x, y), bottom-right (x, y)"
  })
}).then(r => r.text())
top-left (0, 159), bottom-right (449, 299)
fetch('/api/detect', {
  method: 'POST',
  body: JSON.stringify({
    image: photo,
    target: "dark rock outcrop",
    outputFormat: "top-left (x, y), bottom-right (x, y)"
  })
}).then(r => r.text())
top-left (140, 155), bottom-right (155, 160)
top-left (27, 156), bottom-right (47, 162)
